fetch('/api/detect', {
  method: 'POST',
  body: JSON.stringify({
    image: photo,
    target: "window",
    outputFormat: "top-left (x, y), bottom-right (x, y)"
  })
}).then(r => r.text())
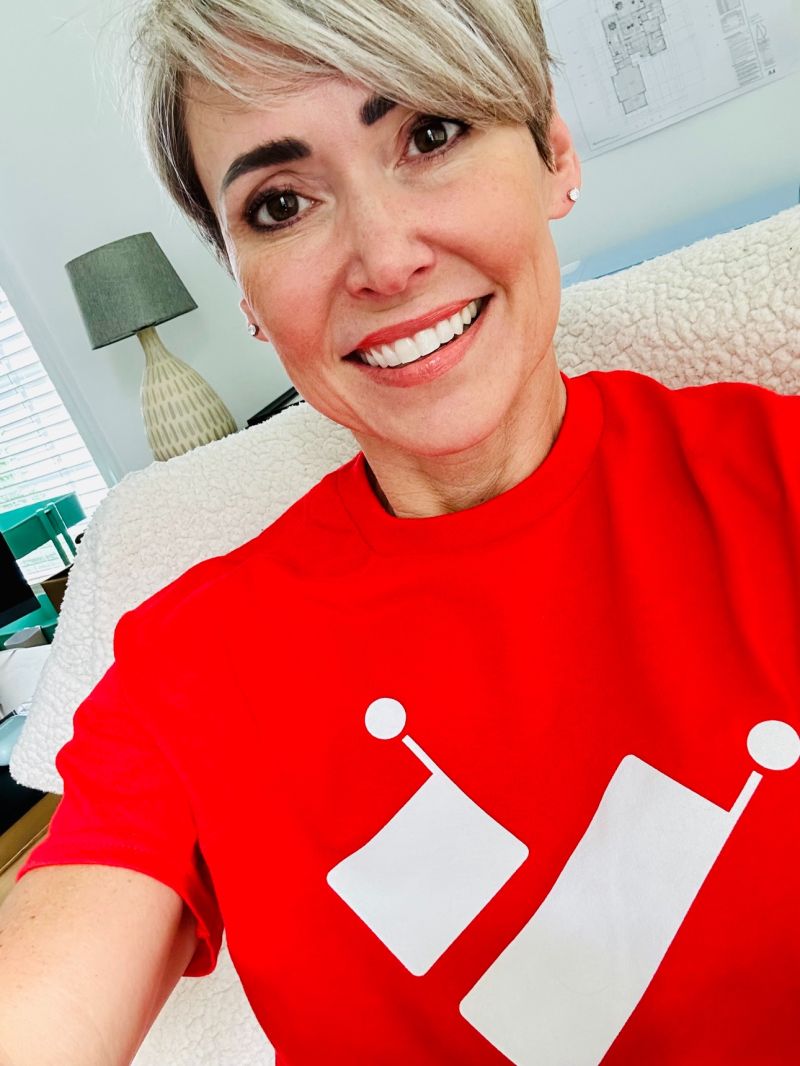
top-left (0, 286), bottom-right (108, 582)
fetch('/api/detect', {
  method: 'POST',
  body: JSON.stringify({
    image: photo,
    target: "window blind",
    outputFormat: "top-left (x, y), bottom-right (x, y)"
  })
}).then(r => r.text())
top-left (0, 286), bottom-right (108, 582)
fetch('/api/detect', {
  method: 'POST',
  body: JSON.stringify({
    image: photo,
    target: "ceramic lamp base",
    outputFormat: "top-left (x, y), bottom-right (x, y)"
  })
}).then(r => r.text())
top-left (137, 326), bottom-right (237, 461)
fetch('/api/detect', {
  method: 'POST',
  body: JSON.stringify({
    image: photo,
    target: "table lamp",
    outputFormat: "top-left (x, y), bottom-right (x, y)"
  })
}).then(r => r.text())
top-left (66, 232), bottom-right (237, 461)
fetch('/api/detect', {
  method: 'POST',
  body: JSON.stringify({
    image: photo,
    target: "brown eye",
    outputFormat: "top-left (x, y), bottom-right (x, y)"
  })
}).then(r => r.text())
top-left (413, 120), bottom-right (449, 154)
top-left (246, 186), bottom-right (314, 232)
top-left (263, 191), bottom-right (298, 222)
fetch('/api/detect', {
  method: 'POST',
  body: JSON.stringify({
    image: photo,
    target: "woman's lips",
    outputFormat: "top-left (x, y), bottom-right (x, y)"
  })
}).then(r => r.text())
top-left (347, 295), bottom-right (492, 388)
top-left (351, 298), bottom-right (484, 352)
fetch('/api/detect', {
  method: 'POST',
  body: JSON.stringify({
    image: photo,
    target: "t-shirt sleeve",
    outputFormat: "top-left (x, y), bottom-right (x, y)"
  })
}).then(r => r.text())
top-left (16, 664), bottom-right (223, 977)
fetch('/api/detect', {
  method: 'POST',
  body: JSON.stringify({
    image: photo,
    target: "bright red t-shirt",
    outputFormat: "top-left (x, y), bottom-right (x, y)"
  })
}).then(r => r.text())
top-left (21, 371), bottom-right (800, 1065)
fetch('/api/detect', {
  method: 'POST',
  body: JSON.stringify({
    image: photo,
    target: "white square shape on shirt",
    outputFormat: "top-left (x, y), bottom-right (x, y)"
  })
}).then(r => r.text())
top-left (328, 768), bottom-right (528, 975)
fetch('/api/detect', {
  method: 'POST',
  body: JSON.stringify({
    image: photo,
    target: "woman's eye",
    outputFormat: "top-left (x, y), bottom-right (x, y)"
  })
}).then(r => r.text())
top-left (407, 118), bottom-right (465, 158)
top-left (264, 191), bottom-right (298, 222)
top-left (248, 188), bottom-right (312, 230)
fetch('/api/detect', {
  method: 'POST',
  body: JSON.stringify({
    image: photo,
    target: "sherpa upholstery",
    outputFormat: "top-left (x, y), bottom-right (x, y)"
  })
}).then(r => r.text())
top-left (11, 205), bottom-right (800, 1064)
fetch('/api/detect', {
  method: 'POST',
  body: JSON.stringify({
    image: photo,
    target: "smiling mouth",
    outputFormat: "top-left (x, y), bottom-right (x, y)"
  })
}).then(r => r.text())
top-left (346, 296), bottom-right (490, 369)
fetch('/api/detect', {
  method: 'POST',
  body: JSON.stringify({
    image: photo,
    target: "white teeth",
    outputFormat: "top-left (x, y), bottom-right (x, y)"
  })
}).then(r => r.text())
top-left (360, 297), bottom-right (484, 368)
top-left (416, 328), bottom-right (441, 357)
top-left (435, 318), bottom-right (455, 345)
top-left (395, 337), bottom-right (420, 363)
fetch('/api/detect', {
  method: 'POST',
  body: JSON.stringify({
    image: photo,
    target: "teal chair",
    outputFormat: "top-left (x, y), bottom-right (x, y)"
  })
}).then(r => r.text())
top-left (0, 493), bottom-right (85, 566)
top-left (0, 493), bottom-right (86, 649)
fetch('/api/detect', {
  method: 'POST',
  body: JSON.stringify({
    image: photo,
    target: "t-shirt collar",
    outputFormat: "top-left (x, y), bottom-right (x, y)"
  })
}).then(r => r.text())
top-left (333, 372), bottom-right (604, 554)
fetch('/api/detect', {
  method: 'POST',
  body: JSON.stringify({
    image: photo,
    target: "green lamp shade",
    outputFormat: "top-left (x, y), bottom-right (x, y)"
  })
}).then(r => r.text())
top-left (65, 232), bottom-right (197, 349)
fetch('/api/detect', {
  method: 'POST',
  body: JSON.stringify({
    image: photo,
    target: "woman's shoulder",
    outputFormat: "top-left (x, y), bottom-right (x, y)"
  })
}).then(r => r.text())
top-left (584, 368), bottom-right (799, 503)
top-left (586, 366), bottom-right (796, 405)
top-left (112, 460), bottom-right (355, 659)
top-left (586, 367), bottom-right (798, 438)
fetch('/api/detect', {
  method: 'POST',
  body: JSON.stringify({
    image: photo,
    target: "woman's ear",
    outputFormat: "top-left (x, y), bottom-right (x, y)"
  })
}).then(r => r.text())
top-left (545, 111), bottom-right (582, 221)
top-left (239, 297), bottom-right (269, 342)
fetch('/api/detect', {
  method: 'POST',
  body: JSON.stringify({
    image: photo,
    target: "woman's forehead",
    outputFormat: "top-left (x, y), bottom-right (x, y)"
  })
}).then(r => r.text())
top-left (185, 65), bottom-right (371, 116)
top-left (184, 75), bottom-right (400, 204)
top-left (184, 73), bottom-right (394, 153)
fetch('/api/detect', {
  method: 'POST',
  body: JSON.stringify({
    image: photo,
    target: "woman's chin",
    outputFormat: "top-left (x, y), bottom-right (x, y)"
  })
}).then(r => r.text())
top-left (358, 406), bottom-right (511, 464)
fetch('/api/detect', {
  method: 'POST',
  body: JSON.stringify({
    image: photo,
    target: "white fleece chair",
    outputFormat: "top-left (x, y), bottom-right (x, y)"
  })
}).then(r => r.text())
top-left (11, 205), bottom-right (800, 1065)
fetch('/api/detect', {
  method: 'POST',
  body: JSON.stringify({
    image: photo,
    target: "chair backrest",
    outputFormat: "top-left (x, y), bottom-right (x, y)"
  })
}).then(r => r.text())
top-left (12, 202), bottom-right (800, 795)
top-left (8, 204), bottom-right (800, 1066)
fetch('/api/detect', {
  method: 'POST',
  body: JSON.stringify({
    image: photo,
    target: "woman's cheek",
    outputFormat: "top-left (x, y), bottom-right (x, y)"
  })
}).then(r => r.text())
top-left (264, 289), bottom-right (333, 381)
top-left (238, 252), bottom-right (297, 329)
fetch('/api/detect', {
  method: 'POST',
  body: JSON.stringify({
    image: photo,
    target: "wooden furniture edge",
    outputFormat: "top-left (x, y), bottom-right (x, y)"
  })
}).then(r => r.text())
top-left (0, 793), bottom-right (60, 903)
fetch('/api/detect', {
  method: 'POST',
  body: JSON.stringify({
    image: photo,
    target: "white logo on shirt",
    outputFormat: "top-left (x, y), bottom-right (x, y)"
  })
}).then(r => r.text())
top-left (327, 697), bottom-right (528, 975)
top-left (327, 705), bottom-right (799, 1064)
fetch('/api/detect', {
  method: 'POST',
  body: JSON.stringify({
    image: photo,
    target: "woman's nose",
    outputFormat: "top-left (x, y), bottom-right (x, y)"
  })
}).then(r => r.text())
top-left (340, 185), bottom-right (436, 299)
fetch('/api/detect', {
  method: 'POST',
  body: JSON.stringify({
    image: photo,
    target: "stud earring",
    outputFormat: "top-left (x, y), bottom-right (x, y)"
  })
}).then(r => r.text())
top-left (247, 322), bottom-right (259, 337)
top-left (568, 187), bottom-right (581, 203)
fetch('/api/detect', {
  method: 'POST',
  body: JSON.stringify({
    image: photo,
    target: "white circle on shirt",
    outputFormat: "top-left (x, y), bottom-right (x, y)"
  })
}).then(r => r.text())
top-left (747, 720), bottom-right (800, 771)
top-left (365, 698), bottom-right (407, 740)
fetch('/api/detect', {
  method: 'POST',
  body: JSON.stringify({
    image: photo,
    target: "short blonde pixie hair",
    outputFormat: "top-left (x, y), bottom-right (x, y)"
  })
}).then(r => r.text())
top-left (132, 0), bottom-right (556, 264)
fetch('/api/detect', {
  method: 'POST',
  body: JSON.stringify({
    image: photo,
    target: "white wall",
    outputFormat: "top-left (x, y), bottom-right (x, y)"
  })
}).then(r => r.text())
top-left (1, 1), bottom-right (798, 480)
top-left (0, 0), bottom-right (292, 482)
top-left (553, 63), bottom-right (800, 267)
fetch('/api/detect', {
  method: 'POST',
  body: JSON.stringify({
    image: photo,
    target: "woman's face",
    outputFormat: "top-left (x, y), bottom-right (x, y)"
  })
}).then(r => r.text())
top-left (186, 76), bottom-right (579, 459)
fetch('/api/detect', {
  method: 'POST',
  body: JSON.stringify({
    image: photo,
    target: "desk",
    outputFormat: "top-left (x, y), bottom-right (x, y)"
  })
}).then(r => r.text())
top-left (247, 386), bottom-right (301, 427)
top-left (0, 794), bottom-right (59, 905)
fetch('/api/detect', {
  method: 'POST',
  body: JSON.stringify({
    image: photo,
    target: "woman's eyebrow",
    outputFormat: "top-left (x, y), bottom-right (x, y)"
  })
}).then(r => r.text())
top-left (219, 96), bottom-right (397, 202)
top-left (220, 138), bottom-right (310, 200)
top-left (360, 94), bottom-right (397, 126)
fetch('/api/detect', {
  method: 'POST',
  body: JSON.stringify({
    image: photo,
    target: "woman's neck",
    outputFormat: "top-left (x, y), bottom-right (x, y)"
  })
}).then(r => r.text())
top-left (359, 357), bottom-right (567, 519)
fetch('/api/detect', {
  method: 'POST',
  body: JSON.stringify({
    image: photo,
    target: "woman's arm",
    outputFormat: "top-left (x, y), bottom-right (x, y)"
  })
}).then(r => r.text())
top-left (0, 864), bottom-right (197, 1066)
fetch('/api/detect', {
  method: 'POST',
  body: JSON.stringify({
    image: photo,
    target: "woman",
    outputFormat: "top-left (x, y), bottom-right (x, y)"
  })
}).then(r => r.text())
top-left (1, 1), bottom-right (798, 1064)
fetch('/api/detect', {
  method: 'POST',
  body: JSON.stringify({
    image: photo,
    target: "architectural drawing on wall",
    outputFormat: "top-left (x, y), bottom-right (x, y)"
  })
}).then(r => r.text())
top-left (541, 0), bottom-right (799, 159)
top-left (739, 12), bottom-right (777, 81)
top-left (603, 1), bottom-right (668, 114)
